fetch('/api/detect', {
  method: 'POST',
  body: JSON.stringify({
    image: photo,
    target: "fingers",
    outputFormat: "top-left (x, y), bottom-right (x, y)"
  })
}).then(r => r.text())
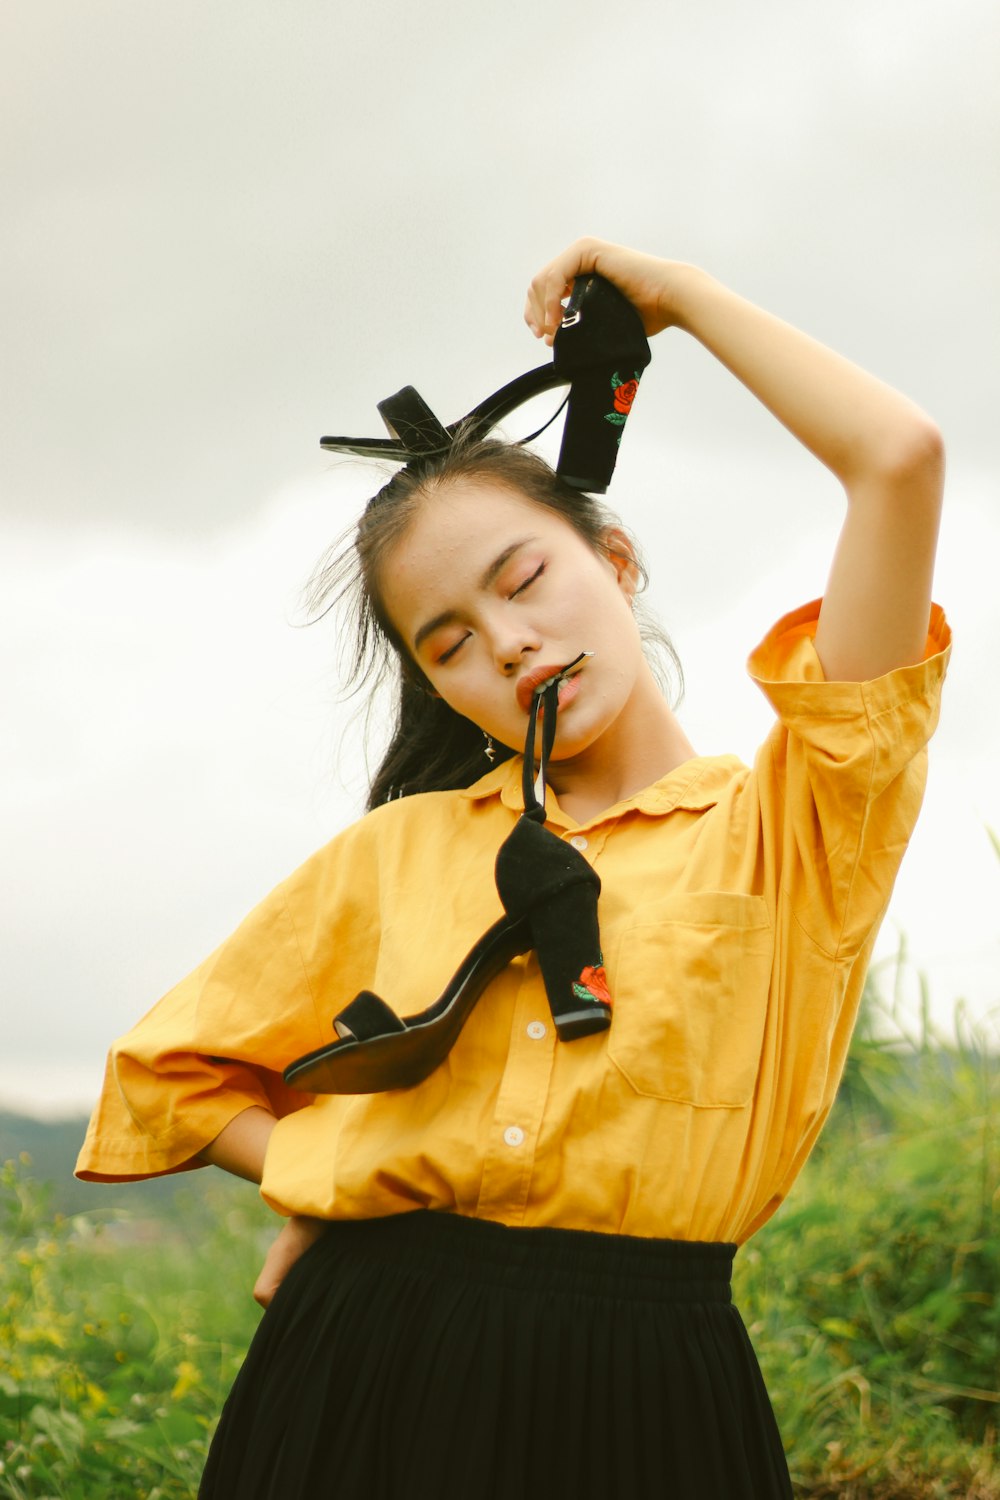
top-left (252, 1228), bottom-right (293, 1308)
top-left (253, 1271), bottom-right (275, 1308)
top-left (523, 274), bottom-right (572, 347)
top-left (252, 1215), bottom-right (328, 1308)
top-left (524, 238), bottom-right (681, 341)
top-left (524, 237), bottom-right (603, 345)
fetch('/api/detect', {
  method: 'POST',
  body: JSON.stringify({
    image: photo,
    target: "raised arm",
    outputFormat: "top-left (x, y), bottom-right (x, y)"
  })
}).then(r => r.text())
top-left (526, 238), bottom-right (944, 681)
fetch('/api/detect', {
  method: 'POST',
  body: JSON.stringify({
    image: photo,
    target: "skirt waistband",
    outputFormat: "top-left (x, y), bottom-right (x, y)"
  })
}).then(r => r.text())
top-left (317, 1211), bottom-right (736, 1305)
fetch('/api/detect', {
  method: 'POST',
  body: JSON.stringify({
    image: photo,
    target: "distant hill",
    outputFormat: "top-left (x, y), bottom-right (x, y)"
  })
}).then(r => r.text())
top-left (0, 1109), bottom-right (216, 1218)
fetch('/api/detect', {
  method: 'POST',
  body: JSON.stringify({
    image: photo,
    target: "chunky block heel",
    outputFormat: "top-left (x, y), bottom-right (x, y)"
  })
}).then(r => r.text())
top-left (495, 816), bottom-right (611, 1042)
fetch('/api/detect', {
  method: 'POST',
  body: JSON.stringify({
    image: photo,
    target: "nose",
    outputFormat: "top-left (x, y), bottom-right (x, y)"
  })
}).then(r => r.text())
top-left (489, 619), bottom-right (541, 675)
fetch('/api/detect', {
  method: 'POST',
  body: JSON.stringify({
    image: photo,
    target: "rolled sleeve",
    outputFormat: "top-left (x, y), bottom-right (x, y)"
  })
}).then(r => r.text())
top-left (728, 601), bottom-right (952, 1239)
top-left (75, 896), bottom-right (318, 1181)
top-left (75, 815), bottom-right (385, 1183)
top-left (747, 599), bottom-right (951, 956)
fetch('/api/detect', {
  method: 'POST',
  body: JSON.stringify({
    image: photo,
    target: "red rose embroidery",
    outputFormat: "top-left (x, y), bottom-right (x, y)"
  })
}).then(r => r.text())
top-left (613, 379), bottom-right (638, 415)
top-left (574, 964), bottom-right (611, 1006)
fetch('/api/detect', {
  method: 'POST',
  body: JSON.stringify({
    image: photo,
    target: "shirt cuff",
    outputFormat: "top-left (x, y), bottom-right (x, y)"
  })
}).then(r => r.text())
top-left (746, 599), bottom-right (951, 732)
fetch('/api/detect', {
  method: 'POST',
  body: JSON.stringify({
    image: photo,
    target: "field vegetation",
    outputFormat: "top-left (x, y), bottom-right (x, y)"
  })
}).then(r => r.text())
top-left (1, 946), bottom-right (997, 1498)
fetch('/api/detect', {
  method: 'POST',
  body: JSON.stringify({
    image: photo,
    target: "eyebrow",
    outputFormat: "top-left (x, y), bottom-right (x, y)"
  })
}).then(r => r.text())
top-left (412, 536), bottom-right (537, 653)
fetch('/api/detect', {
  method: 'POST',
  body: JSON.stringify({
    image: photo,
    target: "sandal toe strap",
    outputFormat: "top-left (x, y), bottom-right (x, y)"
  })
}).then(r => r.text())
top-left (333, 990), bottom-right (407, 1042)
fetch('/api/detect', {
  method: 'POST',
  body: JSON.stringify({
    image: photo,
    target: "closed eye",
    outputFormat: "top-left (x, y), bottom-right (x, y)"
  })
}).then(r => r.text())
top-left (437, 634), bottom-right (470, 664)
top-left (509, 562), bottom-right (545, 598)
top-left (434, 561), bottom-right (545, 664)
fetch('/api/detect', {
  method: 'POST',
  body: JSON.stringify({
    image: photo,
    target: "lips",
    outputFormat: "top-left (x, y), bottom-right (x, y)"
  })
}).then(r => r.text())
top-left (515, 658), bottom-right (586, 714)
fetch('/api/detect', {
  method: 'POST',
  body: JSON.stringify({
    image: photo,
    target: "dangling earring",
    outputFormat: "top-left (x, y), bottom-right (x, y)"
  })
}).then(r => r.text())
top-left (484, 733), bottom-right (496, 764)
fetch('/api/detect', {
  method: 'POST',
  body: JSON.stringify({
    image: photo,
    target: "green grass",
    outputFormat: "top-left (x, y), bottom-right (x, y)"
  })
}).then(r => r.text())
top-left (0, 1164), bottom-right (271, 1498)
top-left (2, 958), bottom-right (998, 1497)
top-left (738, 963), bottom-right (1000, 1497)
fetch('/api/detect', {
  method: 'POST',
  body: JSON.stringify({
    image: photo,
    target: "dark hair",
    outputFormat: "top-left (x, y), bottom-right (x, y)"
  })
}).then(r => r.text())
top-left (306, 437), bottom-right (683, 810)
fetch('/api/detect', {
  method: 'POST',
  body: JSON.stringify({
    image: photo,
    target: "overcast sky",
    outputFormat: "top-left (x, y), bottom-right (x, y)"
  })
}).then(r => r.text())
top-left (2, 0), bottom-right (998, 1116)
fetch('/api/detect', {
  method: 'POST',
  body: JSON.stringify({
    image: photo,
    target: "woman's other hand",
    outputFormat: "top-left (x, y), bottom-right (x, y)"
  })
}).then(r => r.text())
top-left (253, 1214), bottom-right (329, 1308)
top-left (525, 237), bottom-right (692, 345)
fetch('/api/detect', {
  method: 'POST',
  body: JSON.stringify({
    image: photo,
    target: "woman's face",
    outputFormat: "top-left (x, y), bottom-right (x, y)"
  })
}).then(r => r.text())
top-left (380, 479), bottom-right (652, 761)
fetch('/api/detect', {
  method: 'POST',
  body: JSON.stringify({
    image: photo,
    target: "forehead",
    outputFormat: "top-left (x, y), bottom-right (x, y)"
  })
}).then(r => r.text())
top-left (387, 481), bottom-right (561, 580)
top-left (404, 480), bottom-right (558, 555)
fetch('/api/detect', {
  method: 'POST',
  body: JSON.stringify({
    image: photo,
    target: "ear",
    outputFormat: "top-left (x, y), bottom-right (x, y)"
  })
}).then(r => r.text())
top-left (602, 526), bottom-right (640, 605)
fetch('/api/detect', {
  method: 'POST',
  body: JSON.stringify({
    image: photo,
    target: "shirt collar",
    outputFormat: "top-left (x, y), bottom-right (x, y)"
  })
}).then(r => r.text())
top-left (460, 753), bottom-right (746, 825)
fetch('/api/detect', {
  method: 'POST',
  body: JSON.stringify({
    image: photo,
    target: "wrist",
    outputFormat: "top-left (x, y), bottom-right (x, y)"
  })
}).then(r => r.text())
top-left (662, 263), bottom-right (718, 336)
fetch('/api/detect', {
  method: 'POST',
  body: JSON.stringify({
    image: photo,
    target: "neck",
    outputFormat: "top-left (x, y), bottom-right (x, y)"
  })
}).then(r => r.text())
top-left (545, 668), bottom-right (697, 824)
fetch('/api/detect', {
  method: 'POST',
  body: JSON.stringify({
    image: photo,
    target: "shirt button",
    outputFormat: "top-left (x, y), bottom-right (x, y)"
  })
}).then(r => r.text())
top-left (526, 1020), bottom-right (547, 1040)
top-left (569, 835), bottom-right (589, 852)
top-left (503, 1125), bottom-right (525, 1148)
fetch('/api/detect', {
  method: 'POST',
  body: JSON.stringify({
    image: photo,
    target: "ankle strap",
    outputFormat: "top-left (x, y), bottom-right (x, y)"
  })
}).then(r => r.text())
top-left (521, 680), bottom-right (559, 821)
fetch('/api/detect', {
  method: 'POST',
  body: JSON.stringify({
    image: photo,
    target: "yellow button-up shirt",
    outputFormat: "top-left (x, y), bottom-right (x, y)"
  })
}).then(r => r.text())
top-left (76, 600), bottom-right (951, 1245)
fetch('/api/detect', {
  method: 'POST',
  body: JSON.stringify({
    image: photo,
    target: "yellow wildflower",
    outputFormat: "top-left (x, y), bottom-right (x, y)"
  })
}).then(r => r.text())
top-left (171, 1359), bottom-right (200, 1400)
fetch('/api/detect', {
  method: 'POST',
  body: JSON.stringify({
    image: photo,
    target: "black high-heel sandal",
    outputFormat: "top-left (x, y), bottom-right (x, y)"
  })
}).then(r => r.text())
top-left (319, 273), bottom-right (651, 494)
top-left (283, 655), bottom-right (612, 1095)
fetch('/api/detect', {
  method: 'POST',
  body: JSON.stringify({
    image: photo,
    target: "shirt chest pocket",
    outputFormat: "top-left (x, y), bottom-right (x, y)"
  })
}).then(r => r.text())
top-left (606, 892), bottom-right (773, 1108)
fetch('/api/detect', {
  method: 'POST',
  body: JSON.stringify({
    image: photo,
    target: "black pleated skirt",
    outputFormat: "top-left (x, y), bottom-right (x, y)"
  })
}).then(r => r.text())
top-left (200, 1211), bottom-right (792, 1499)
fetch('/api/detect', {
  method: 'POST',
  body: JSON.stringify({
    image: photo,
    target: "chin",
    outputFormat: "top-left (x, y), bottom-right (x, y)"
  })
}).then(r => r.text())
top-left (550, 718), bottom-right (611, 762)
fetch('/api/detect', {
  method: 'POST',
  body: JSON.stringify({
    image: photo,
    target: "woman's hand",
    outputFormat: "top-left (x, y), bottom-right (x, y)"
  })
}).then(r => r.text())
top-left (253, 1214), bottom-right (329, 1308)
top-left (524, 237), bottom-right (694, 345)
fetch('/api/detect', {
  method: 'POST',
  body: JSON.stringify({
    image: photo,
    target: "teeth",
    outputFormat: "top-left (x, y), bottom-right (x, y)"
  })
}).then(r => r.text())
top-left (532, 650), bottom-right (594, 697)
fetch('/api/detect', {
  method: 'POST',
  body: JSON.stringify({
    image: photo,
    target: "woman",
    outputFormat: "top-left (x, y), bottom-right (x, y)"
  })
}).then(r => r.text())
top-left (77, 238), bottom-right (950, 1497)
